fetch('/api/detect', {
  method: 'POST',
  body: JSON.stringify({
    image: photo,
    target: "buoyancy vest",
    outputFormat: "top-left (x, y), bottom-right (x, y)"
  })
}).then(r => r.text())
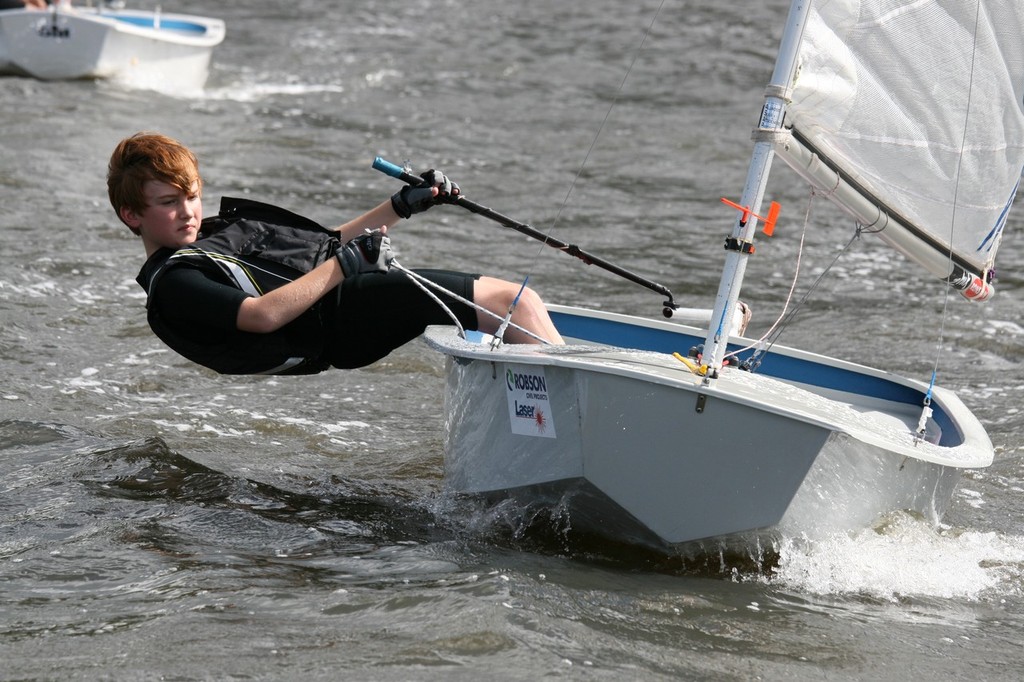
top-left (136, 197), bottom-right (341, 375)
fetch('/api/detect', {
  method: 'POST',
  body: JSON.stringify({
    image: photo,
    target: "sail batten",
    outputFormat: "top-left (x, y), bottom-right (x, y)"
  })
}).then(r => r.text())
top-left (779, 0), bottom-right (1024, 299)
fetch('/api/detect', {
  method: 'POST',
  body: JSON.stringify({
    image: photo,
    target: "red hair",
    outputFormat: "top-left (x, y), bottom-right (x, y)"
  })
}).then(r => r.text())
top-left (107, 132), bottom-right (202, 234)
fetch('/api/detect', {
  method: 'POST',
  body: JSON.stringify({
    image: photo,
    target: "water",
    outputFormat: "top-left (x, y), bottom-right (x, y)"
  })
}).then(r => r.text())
top-left (3, 0), bottom-right (1024, 679)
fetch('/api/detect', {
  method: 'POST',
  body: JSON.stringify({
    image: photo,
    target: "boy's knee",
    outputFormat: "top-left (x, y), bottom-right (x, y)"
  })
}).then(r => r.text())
top-left (521, 286), bottom-right (550, 312)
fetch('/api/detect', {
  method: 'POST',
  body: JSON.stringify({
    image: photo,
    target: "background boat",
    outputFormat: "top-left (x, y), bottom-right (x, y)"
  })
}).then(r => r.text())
top-left (0, 3), bottom-right (224, 92)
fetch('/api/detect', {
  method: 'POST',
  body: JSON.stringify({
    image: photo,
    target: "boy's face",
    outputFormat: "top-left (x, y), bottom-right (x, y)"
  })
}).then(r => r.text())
top-left (121, 179), bottom-right (203, 256)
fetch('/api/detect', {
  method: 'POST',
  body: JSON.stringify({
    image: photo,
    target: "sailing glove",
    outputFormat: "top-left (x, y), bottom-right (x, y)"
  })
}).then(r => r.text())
top-left (336, 229), bottom-right (394, 278)
top-left (390, 169), bottom-right (460, 218)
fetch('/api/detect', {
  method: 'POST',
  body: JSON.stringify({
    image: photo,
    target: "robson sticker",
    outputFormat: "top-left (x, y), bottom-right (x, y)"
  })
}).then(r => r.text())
top-left (504, 364), bottom-right (556, 438)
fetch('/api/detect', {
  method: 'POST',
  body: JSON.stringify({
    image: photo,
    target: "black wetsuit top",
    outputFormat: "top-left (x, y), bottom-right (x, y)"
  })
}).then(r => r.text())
top-left (136, 197), bottom-right (480, 374)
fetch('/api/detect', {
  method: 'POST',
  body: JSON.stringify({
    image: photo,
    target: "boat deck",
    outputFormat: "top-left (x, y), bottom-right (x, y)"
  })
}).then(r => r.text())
top-left (424, 321), bottom-right (992, 469)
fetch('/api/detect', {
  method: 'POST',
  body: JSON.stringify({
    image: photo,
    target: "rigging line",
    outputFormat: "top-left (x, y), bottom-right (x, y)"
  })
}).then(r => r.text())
top-left (924, 0), bottom-right (984, 403)
top-left (764, 225), bottom-right (860, 351)
top-left (499, 0), bottom-right (670, 303)
top-left (491, 277), bottom-right (530, 350)
top-left (390, 260), bottom-right (553, 345)
top-left (537, 0), bottom-right (669, 250)
top-left (489, 0), bottom-right (669, 338)
top-left (738, 210), bottom-right (862, 369)
top-left (728, 188), bottom-right (814, 358)
top-left (389, 259), bottom-right (466, 340)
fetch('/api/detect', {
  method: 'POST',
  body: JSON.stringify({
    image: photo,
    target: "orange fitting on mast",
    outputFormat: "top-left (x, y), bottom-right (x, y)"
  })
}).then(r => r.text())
top-left (720, 198), bottom-right (781, 236)
top-left (762, 201), bottom-right (781, 236)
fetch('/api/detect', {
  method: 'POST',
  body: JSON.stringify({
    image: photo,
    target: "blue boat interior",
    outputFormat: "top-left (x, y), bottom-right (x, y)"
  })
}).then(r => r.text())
top-left (548, 311), bottom-right (959, 446)
top-left (451, 312), bottom-right (962, 448)
top-left (111, 15), bottom-right (209, 34)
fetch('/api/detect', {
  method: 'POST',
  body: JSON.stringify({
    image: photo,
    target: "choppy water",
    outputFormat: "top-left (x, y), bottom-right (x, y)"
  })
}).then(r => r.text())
top-left (3, 0), bottom-right (1024, 679)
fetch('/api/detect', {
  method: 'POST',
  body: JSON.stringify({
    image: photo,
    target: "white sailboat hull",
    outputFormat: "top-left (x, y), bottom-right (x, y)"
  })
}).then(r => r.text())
top-left (0, 7), bottom-right (224, 92)
top-left (424, 305), bottom-right (991, 550)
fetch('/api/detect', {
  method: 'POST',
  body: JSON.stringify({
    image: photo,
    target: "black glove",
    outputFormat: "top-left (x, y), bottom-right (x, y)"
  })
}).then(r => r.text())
top-left (390, 169), bottom-right (461, 219)
top-left (336, 230), bottom-right (394, 278)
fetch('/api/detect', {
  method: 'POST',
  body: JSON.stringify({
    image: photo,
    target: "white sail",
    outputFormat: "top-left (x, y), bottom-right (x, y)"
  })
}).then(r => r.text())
top-left (775, 0), bottom-right (1024, 300)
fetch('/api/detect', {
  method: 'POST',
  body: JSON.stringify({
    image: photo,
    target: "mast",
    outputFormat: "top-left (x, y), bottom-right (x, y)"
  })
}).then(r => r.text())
top-left (700, 0), bottom-right (812, 378)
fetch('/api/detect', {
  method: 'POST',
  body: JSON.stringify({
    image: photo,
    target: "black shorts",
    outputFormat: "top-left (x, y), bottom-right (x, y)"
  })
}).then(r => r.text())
top-left (324, 268), bottom-right (480, 369)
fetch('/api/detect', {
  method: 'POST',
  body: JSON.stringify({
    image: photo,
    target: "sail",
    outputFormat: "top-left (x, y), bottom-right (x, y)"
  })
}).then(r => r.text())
top-left (774, 1), bottom-right (1024, 300)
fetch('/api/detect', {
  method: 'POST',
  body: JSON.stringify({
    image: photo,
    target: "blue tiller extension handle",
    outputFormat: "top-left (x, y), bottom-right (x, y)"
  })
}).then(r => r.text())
top-left (372, 157), bottom-right (423, 186)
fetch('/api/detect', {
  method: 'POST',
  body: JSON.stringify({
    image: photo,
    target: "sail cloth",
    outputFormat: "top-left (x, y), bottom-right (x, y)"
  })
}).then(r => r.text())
top-left (773, 0), bottom-right (1024, 300)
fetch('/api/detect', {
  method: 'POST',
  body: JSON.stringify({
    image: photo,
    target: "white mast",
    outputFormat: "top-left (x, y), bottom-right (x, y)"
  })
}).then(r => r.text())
top-left (700, 0), bottom-right (813, 378)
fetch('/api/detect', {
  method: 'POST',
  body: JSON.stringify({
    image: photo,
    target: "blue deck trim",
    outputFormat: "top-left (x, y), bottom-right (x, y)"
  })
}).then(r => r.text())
top-left (546, 310), bottom-right (961, 447)
top-left (112, 16), bottom-right (209, 34)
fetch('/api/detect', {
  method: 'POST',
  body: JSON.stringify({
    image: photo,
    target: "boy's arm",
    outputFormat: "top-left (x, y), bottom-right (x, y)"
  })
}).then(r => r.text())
top-left (331, 200), bottom-right (402, 241)
top-left (235, 229), bottom-right (391, 334)
top-left (235, 258), bottom-right (343, 333)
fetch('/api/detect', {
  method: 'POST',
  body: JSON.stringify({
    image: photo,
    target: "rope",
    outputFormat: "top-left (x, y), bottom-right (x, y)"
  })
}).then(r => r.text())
top-left (490, 0), bottom-right (670, 340)
top-left (538, 0), bottom-right (669, 248)
top-left (389, 259), bottom-right (553, 345)
top-left (389, 259), bottom-right (466, 339)
top-left (725, 189), bottom-right (861, 371)
top-left (727, 190), bottom-right (813, 361)
top-left (914, 0), bottom-right (984, 443)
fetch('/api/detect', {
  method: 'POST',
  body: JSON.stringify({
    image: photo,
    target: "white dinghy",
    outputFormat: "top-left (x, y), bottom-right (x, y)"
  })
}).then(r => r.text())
top-left (0, 2), bottom-right (224, 92)
top-left (380, 0), bottom-right (1023, 553)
